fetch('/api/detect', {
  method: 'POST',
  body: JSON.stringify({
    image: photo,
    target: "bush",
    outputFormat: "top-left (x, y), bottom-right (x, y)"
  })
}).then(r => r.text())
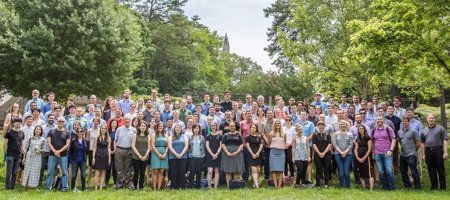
top-left (415, 104), bottom-right (450, 121)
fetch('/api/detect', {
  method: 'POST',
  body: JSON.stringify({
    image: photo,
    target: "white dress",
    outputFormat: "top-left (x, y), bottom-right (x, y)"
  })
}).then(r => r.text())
top-left (22, 136), bottom-right (45, 187)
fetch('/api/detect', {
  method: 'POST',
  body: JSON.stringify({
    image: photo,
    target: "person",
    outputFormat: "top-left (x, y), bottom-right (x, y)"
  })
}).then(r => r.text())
top-left (312, 121), bottom-right (332, 188)
top-left (168, 124), bottom-right (189, 189)
top-left (331, 120), bottom-right (354, 188)
top-left (339, 94), bottom-right (349, 110)
top-left (131, 122), bottom-right (151, 190)
top-left (220, 91), bottom-right (233, 112)
top-left (150, 122), bottom-right (169, 190)
top-left (354, 125), bottom-right (374, 191)
top-left (4, 118), bottom-right (25, 190)
top-left (420, 113), bottom-right (448, 190)
top-left (372, 116), bottom-right (396, 190)
top-left (221, 122), bottom-right (244, 188)
top-left (201, 94), bottom-right (212, 115)
top-left (268, 120), bottom-right (286, 189)
top-left (46, 116), bottom-right (70, 191)
top-left (119, 89), bottom-right (133, 115)
top-left (283, 115), bottom-right (295, 179)
top-left (392, 96), bottom-right (406, 119)
top-left (114, 116), bottom-right (136, 189)
top-left (298, 110), bottom-right (315, 184)
top-left (92, 126), bottom-right (111, 190)
top-left (105, 120), bottom-right (118, 186)
top-left (398, 117), bottom-right (421, 189)
top-left (311, 93), bottom-right (327, 111)
top-left (24, 89), bottom-right (45, 113)
top-left (2, 103), bottom-right (22, 136)
top-left (70, 128), bottom-right (88, 191)
top-left (205, 122), bottom-right (222, 188)
top-left (188, 124), bottom-right (205, 188)
top-left (86, 117), bottom-right (100, 186)
top-left (261, 110), bottom-right (274, 181)
top-left (22, 126), bottom-right (45, 188)
top-left (245, 123), bottom-right (263, 188)
top-left (291, 125), bottom-right (311, 187)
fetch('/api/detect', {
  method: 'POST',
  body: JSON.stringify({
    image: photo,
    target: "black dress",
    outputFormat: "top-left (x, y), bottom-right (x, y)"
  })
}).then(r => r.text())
top-left (93, 138), bottom-right (109, 170)
top-left (205, 134), bottom-right (222, 168)
top-left (245, 134), bottom-right (262, 166)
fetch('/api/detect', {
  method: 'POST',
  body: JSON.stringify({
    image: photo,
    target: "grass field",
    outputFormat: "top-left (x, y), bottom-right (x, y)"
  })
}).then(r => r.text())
top-left (0, 140), bottom-right (449, 199)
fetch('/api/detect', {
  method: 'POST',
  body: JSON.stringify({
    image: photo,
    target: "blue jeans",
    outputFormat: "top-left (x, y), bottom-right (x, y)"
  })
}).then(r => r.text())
top-left (375, 153), bottom-right (395, 190)
top-left (5, 156), bottom-right (21, 189)
top-left (71, 160), bottom-right (86, 190)
top-left (46, 156), bottom-right (68, 191)
top-left (334, 154), bottom-right (353, 188)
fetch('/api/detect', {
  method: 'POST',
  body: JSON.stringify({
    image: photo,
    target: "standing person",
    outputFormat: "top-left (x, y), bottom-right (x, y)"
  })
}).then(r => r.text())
top-left (283, 115), bottom-right (296, 178)
top-left (221, 122), bottom-right (245, 188)
top-left (421, 113), bottom-right (448, 190)
top-left (70, 128), bottom-right (88, 191)
top-left (3, 118), bottom-right (24, 190)
top-left (398, 117), bottom-right (421, 189)
top-left (392, 96), bottom-right (406, 119)
top-left (372, 116), bottom-right (396, 190)
top-left (168, 124), bottom-right (189, 189)
top-left (92, 126), bottom-right (111, 190)
top-left (150, 122), bottom-right (169, 190)
top-left (188, 124), bottom-right (206, 188)
top-left (292, 125), bottom-right (311, 187)
top-left (119, 89), bottom-right (133, 115)
top-left (220, 91), bottom-right (233, 112)
top-left (245, 124), bottom-right (263, 188)
top-left (105, 120), bottom-right (118, 186)
top-left (45, 116), bottom-right (70, 191)
top-left (201, 94), bottom-right (212, 115)
top-left (268, 120), bottom-right (287, 188)
top-left (299, 111), bottom-right (315, 184)
top-left (86, 117), bottom-right (100, 186)
top-left (332, 120), bottom-right (354, 188)
top-left (261, 110), bottom-right (274, 181)
top-left (354, 125), bottom-right (374, 191)
top-left (312, 121), bottom-right (332, 188)
top-left (2, 103), bottom-right (22, 136)
top-left (114, 116), bottom-right (136, 189)
top-left (24, 89), bottom-right (45, 113)
top-left (131, 122), bottom-right (151, 190)
top-left (22, 126), bottom-right (45, 188)
top-left (205, 122), bottom-right (222, 188)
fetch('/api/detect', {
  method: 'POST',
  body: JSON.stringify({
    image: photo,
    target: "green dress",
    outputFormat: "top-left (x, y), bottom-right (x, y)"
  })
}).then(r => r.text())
top-left (151, 134), bottom-right (169, 169)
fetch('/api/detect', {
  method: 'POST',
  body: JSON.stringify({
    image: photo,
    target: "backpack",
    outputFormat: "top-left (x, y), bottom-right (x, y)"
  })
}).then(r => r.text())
top-left (371, 125), bottom-right (394, 143)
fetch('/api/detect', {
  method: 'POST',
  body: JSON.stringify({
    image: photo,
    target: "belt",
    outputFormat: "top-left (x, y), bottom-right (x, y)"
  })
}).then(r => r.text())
top-left (426, 146), bottom-right (442, 151)
top-left (117, 146), bottom-right (131, 150)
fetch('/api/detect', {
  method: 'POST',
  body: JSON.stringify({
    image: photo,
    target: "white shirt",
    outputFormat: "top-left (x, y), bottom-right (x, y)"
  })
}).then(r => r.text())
top-left (283, 126), bottom-right (295, 145)
top-left (20, 125), bottom-right (35, 152)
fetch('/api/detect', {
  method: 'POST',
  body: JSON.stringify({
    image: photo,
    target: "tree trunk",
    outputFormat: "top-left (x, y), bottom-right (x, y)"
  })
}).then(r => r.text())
top-left (440, 86), bottom-right (447, 129)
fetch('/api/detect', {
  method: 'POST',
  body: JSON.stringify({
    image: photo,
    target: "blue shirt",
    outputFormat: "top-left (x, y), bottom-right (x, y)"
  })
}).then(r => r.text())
top-left (24, 98), bottom-right (45, 113)
top-left (161, 110), bottom-right (173, 123)
top-left (365, 111), bottom-right (377, 124)
top-left (75, 140), bottom-right (86, 162)
top-left (119, 98), bottom-right (133, 115)
top-left (169, 134), bottom-right (187, 159)
top-left (339, 103), bottom-right (349, 110)
top-left (186, 104), bottom-right (196, 113)
top-left (42, 102), bottom-right (52, 114)
top-left (312, 101), bottom-right (328, 111)
top-left (300, 120), bottom-right (315, 145)
top-left (400, 118), bottom-right (422, 136)
top-left (201, 102), bottom-right (212, 115)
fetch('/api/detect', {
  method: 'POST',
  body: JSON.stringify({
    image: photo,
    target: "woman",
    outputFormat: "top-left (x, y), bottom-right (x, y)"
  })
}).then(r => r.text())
top-left (312, 121), bottom-right (332, 188)
top-left (188, 124), bottom-right (206, 188)
top-left (205, 122), bottom-right (222, 188)
top-left (331, 120), bottom-right (354, 188)
top-left (150, 122), bottom-right (169, 190)
top-left (283, 115), bottom-right (295, 178)
top-left (70, 121), bottom-right (81, 140)
top-left (131, 122), bottom-right (151, 190)
top-left (21, 126), bottom-right (45, 188)
top-left (255, 108), bottom-right (266, 124)
top-left (245, 124), bottom-right (263, 188)
top-left (70, 128), bottom-right (88, 191)
top-left (2, 103), bottom-right (22, 135)
top-left (92, 126), bottom-right (111, 190)
top-left (354, 124), bottom-right (374, 190)
top-left (136, 97), bottom-right (145, 112)
top-left (146, 118), bottom-right (156, 185)
top-left (86, 117), bottom-right (100, 186)
top-left (168, 124), bottom-right (189, 189)
top-left (105, 119), bottom-right (118, 186)
top-left (316, 106), bottom-right (323, 116)
top-left (221, 122), bottom-right (244, 188)
top-left (131, 117), bottom-right (140, 129)
top-left (268, 119), bottom-right (287, 188)
top-left (125, 103), bottom-right (138, 120)
top-left (291, 125), bottom-right (311, 187)
top-left (103, 96), bottom-right (114, 111)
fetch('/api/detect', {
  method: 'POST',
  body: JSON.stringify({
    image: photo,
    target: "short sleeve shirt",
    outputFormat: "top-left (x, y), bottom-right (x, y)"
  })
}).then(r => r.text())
top-left (4, 129), bottom-right (24, 158)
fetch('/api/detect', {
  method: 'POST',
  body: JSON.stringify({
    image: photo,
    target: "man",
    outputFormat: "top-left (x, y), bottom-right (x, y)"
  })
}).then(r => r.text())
top-left (119, 89), bottom-right (134, 115)
top-left (307, 105), bottom-right (319, 126)
top-left (256, 95), bottom-right (269, 113)
top-left (87, 108), bottom-right (106, 128)
top-left (83, 104), bottom-right (96, 123)
top-left (194, 104), bottom-right (208, 129)
top-left (339, 94), bottom-right (349, 110)
top-left (85, 95), bottom-right (102, 113)
top-left (22, 102), bottom-right (44, 122)
top-left (231, 101), bottom-right (241, 122)
top-left (393, 96), bottom-right (406, 119)
top-left (143, 99), bottom-right (153, 123)
top-left (42, 92), bottom-right (56, 114)
top-left (3, 118), bottom-right (24, 190)
top-left (31, 108), bottom-right (45, 127)
top-left (371, 116), bottom-right (396, 190)
top-left (213, 103), bottom-right (225, 124)
top-left (24, 89), bottom-right (45, 113)
top-left (114, 117), bottom-right (137, 188)
top-left (352, 95), bottom-right (361, 113)
top-left (103, 99), bottom-right (119, 122)
top-left (43, 101), bottom-right (58, 122)
top-left (41, 114), bottom-right (56, 185)
top-left (287, 97), bottom-right (296, 114)
top-left (46, 116), bottom-right (70, 191)
top-left (420, 113), bottom-right (448, 190)
top-left (160, 100), bottom-right (173, 123)
top-left (150, 89), bottom-right (163, 112)
top-left (21, 116), bottom-right (35, 153)
top-left (331, 110), bottom-right (350, 133)
top-left (325, 104), bottom-right (337, 126)
top-left (242, 94), bottom-right (253, 111)
top-left (68, 107), bottom-right (88, 132)
top-left (261, 110), bottom-right (274, 181)
top-left (178, 99), bottom-right (192, 123)
top-left (185, 95), bottom-right (196, 113)
top-left (63, 98), bottom-right (76, 116)
top-left (347, 105), bottom-right (356, 123)
top-left (370, 108), bottom-right (394, 130)
top-left (398, 117), bottom-right (421, 189)
top-left (201, 94), bottom-right (212, 115)
top-left (172, 111), bottom-right (185, 130)
top-left (365, 102), bottom-right (377, 125)
top-left (220, 91), bottom-right (233, 112)
top-left (385, 105), bottom-right (402, 171)
top-left (64, 105), bottom-right (77, 122)
top-left (312, 93), bottom-right (327, 111)
top-left (299, 110), bottom-right (316, 183)
top-left (219, 111), bottom-right (240, 135)
top-left (372, 95), bottom-right (380, 112)
top-left (401, 107), bottom-right (422, 135)
top-left (158, 93), bottom-right (173, 112)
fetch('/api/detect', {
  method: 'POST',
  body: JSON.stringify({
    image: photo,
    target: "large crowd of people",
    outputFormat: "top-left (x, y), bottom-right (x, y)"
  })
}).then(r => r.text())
top-left (2, 89), bottom-right (448, 192)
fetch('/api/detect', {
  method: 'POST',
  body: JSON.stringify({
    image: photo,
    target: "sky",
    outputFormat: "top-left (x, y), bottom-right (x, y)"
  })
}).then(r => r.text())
top-left (183, 0), bottom-right (276, 71)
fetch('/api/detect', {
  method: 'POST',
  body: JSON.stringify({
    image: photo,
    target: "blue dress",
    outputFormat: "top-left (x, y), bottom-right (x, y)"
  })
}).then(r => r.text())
top-left (151, 135), bottom-right (169, 169)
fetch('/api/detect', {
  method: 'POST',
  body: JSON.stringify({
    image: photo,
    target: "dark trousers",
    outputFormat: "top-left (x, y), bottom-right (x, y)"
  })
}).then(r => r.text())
top-left (188, 157), bottom-right (203, 188)
top-left (425, 147), bottom-right (446, 190)
top-left (71, 160), bottom-right (86, 191)
top-left (314, 153), bottom-right (331, 186)
top-left (169, 158), bottom-right (187, 189)
top-left (393, 141), bottom-right (400, 170)
top-left (105, 154), bottom-right (117, 185)
top-left (263, 147), bottom-right (271, 180)
top-left (400, 155), bottom-right (421, 189)
top-left (5, 156), bottom-right (20, 189)
top-left (295, 160), bottom-right (308, 185)
top-left (132, 159), bottom-right (147, 189)
top-left (242, 149), bottom-right (250, 181)
top-left (39, 152), bottom-right (50, 186)
top-left (353, 155), bottom-right (360, 184)
top-left (285, 146), bottom-right (295, 177)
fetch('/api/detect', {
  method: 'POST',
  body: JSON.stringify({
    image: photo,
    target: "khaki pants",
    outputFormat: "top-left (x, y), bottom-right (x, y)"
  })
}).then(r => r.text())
top-left (115, 148), bottom-right (133, 188)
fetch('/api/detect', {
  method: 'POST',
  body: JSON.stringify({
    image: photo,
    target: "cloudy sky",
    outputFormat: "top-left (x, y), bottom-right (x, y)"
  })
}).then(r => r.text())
top-left (184, 0), bottom-right (276, 71)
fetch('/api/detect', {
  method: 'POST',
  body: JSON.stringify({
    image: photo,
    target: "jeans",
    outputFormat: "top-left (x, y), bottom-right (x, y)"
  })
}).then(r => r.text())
top-left (375, 153), bottom-right (395, 190)
top-left (334, 153), bottom-right (353, 188)
top-left (242, 149), bottom-right (250, 181)
top-left (263, 147), bottom-right (271, 180)
top-left (425, 147), bottom-right (446, 190)
top-left (400, 155), bottom-right (421, 189)
top-left (71, 160), bottom-right (86, 191)
top-left (46, 156), bottom-right (68, 191)
top-left (5, 156), bottom-right (21, 189)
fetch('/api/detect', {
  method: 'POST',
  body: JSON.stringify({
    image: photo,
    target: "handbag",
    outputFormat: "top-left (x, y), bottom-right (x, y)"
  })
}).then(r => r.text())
top-left (229, 179), bottom-right (245, 190)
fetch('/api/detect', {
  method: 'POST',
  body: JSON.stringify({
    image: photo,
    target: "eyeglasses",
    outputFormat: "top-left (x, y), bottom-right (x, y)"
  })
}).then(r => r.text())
top-left (58, 121), bottom-right (65, 123)
top-left (360, 112), bottom-right (366, 114)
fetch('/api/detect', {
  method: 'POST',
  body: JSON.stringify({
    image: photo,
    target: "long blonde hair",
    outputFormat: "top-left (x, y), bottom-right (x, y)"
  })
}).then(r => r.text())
top-left (268, 119), bottom-right (285, 145)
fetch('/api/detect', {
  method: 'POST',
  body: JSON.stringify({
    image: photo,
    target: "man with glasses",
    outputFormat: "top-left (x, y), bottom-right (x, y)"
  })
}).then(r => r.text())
top-left (40, 114), bottom-right (56, 186)
top-left (24, 89), bottom-right (45, 113)
top-left (46, 116), bottom-right (70, 191)
top-left (85, 95), bottom-right (102, 113)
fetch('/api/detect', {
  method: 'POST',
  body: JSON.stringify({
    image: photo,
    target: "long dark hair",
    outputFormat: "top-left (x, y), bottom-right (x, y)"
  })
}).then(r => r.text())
top-left (154, 122), bottom-right (165, 136)
top-left (137, 121), bottom-right (149, 136)
top-left (172, 124), bottom-right (183, 141)
top-left (357, 124), bottom-right (368, 139)
top-left (192, 123), bottom-right (201, 136)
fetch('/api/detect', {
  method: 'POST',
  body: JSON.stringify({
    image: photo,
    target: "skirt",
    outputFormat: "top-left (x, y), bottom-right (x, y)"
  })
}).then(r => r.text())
top-left (94, 147), bottom-right (109, 170)
top-left (206, 153), bottom-right (221, 168)
top-left (269, 148), bottom-right (285, 172)
top-left (221, 145), bottom-right (244, 174)
top-left (248, 151), bottom-right (262, 167)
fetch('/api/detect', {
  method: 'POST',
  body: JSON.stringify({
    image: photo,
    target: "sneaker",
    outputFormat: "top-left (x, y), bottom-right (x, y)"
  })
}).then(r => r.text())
top-left (324, 185), bottom-right (329, 189)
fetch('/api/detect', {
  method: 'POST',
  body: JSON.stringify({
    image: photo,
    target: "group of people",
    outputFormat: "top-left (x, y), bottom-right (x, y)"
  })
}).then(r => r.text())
top-left (2, 89), bottom-right (448, 192)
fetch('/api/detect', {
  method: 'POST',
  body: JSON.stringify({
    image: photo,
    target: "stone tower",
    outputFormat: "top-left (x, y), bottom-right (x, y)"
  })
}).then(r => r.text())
top-left (223, 33), bottom-right (230, 53)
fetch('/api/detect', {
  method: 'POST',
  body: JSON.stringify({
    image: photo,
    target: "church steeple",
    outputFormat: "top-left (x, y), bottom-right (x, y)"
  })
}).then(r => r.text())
top-left (223, 33), bottom-right (230, 53)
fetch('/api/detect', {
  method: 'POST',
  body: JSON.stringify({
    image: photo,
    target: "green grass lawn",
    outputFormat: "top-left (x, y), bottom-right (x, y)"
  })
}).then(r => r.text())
top-left (0, 140), bottom-right (449, 199)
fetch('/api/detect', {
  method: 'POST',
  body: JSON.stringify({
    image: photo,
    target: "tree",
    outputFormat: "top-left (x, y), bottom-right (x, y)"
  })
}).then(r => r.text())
top-left (0, 0), bottom-right (144, 99)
